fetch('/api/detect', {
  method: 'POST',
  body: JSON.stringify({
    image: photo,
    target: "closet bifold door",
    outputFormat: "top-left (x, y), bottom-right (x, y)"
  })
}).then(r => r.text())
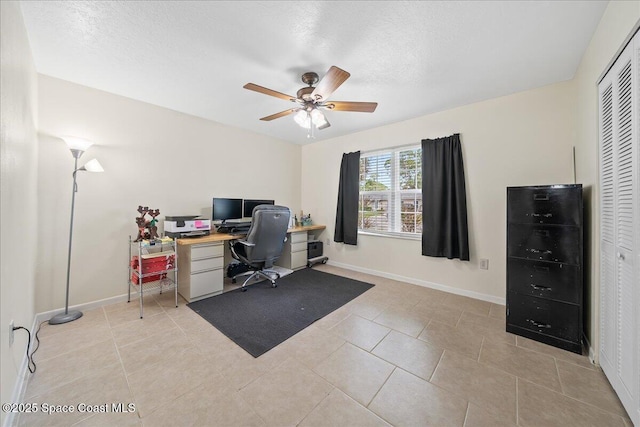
top-left (598, 31), bottom-right (639, 426)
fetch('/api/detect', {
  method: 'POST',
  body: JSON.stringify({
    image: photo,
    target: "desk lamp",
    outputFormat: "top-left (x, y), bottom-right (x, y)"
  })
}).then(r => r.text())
top-left (49, 136), bottom-right (104, 325)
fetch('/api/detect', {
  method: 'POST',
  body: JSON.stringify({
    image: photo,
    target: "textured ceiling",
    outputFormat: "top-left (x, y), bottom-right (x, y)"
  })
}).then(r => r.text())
top-left (20, 1), bottom-right (607, 144)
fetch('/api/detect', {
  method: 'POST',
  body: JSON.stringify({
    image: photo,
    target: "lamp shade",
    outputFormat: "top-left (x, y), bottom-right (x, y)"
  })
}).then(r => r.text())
top-left (82, 159), bottom-right (104, 172)
top-left (61, 136), bottom-right (93, 152)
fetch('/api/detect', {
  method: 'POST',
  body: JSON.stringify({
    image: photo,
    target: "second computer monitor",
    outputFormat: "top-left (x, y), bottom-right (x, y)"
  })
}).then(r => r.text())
top-left (244, 199), bottom-right (275, 218)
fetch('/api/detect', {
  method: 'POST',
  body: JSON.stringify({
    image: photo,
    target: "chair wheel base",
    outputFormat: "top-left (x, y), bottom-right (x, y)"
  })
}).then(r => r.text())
top-left (272, 282), bottom-right (277, 288)
top-left (241, 287), bottom-right (247, 292)
top-left (232, 278), bottom-right (236, 284)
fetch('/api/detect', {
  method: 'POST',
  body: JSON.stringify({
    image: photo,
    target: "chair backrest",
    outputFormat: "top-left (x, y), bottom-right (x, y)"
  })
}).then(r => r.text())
top-left (243, 205), bottom-right (291, 268)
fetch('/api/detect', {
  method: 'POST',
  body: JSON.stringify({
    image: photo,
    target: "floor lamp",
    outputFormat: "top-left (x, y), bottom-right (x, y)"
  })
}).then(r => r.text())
top-left (49, 136), bottom-right (104, 325)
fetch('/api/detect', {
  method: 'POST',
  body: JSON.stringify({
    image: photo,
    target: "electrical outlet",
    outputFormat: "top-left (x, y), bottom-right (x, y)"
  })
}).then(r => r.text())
top-left (9, 320), bottom-right (14, 347)
top-left (480, 259), bottom-right (489, 270)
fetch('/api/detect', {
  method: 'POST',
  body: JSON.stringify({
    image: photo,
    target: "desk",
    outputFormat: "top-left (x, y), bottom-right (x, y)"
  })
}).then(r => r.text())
top-left (176, 225), bottom-right (325, 302)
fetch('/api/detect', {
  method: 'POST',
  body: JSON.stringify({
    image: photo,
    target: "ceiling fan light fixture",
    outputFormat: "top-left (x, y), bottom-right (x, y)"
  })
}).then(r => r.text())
top-left (294, 109), bottom-right (311, 129)
top-left (310, 108), bottom-right (328, 128)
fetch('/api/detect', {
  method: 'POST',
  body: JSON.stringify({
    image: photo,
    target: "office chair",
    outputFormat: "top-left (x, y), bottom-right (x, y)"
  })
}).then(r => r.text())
top-left (229, 205), bottom-right (291, 291)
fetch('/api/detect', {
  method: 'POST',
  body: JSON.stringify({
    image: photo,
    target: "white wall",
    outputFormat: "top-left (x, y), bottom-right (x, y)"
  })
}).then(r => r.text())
top-left (0, 1), bottom-right (38, 423)
top-left (301, 81), bottom-right (577, 302)
top-left (573, 2), bottom-right (640, 357)
top-left (36, 75), bottom-right (301, 313)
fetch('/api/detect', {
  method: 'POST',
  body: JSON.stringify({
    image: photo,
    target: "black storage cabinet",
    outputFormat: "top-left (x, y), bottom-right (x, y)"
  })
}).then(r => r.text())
top-left (308, 240), bottom-right (323, 259)
top-left (506, 184), bottom-right (583, 354)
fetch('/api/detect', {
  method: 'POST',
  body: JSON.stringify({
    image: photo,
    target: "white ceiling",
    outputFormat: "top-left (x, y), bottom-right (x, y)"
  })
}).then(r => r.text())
top-left (20, 1), bottom-right (607, 145)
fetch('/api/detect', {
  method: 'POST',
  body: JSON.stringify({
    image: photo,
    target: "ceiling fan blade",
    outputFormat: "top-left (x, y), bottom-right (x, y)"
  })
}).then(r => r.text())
top-left (259, 109), bottom-right (297, 121)
top-left (325, 101), bottom-right (378, 113)
top-left (244, 83), bottom-right (296, 102)
top-left (311, 66), bottom-right (350, 102)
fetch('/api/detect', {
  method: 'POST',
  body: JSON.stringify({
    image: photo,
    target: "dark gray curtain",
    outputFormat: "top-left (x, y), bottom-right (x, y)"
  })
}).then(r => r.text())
top-left (334, 151), bottom-right (360, 245)
top-left (421, 134), bottom-right (469, 260)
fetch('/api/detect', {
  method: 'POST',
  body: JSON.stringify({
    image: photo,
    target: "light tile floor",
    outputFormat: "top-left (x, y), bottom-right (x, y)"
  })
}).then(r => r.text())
top-left (17, 265), bottom-right (631, 427)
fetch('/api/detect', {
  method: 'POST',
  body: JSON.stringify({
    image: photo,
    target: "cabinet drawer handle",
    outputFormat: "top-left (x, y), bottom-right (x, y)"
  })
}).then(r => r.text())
top-left (533, 265), bottom-right (550, 272)
top-left (534, 230), bottom-right (550, 237)
top-left (533, 193), bottom-right (550, 201)
top-left (527, 319), bottom-right (551, 329)
top-left (530, 284), bottom-right (552, 291)
top-left (528, 248), bottom-right (552, 255)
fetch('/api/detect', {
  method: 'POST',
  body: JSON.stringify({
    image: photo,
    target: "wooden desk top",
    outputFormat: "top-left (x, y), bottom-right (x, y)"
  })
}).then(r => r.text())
top-left (176, 224), bottom-right (326, 246)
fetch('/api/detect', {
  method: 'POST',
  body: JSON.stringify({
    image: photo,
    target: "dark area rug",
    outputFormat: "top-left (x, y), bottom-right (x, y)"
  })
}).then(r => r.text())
top-left (187, 268), bottom-right (374, 357)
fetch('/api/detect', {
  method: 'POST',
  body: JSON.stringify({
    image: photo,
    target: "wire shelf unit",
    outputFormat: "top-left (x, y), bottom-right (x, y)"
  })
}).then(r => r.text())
top-left (128, 236), bottom-right (178, 318)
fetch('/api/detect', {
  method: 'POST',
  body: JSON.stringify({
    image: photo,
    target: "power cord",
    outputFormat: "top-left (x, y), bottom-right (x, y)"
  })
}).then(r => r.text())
top-left (12, 321), bottom-right (46, 374)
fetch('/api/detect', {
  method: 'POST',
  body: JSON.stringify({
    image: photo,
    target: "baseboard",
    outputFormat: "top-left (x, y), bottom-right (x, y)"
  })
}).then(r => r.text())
top-left (35, 293), bottom-right (128, 324)
top-left (326, 260), bottom-right (506, 305)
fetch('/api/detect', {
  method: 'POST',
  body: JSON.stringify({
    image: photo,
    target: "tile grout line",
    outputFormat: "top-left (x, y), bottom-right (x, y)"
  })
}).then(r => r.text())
top-left (105, 306), bottom-right (141, 421)
top-left (516, 377), bottom-right (520, 426)
top-left (462, 402), bottom-right (471, 427)
top-left (477, 337), bottom-right (485, 363)
top-left (365, 366), bottom-right (396, 409)
top-left (428, 348), bottom-right (446, 383)
top-left (554, 357), bottom-right (566, 395)
top-left (515, 336), bottom-right (597, 371)
top-left (516, 376), bottom-right (631, 420)
top-left (294, 386), bottom-right (337, 427)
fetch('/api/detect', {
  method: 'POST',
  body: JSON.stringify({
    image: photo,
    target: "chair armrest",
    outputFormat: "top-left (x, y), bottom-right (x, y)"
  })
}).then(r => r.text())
top-left (229, 239), bottom-right (255, 262)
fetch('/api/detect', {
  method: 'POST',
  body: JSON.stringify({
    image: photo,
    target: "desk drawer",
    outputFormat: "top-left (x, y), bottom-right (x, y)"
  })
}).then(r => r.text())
top-left (291, 242), bottom-right (307, 253)
top-left (290, 232), bottom-right (308, 244)
top-left (190, 269), bottom-right (223, 298)
top-left (192, 243), bottom-right (223, 260)
top-left (291, 251), bottom-right (308, 269)
top-left (191, 256), bottom-right (223, 273)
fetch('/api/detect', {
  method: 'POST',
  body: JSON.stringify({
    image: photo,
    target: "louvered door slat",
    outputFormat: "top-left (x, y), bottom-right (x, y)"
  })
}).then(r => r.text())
top-left (619, 253), bottom-right (635, 394)
top-left (616, 58), bottom-right (635, 252)
top-left (601, 84), bottom-right (615, 244)
top-left (601, 242), bottom-right (617, 366)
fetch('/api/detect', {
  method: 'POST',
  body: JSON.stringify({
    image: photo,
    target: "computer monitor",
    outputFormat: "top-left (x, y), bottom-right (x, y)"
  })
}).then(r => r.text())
top-left (212, 198), bottom-right (243, 223)
top-left (243, 199), bottom-right (275, 218)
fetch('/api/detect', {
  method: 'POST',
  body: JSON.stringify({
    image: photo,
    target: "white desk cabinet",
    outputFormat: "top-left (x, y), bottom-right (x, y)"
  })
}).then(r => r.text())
top-left (177, 241), bottom-right (224, 302)
top-left (276, 230), bottom-right (308, 270)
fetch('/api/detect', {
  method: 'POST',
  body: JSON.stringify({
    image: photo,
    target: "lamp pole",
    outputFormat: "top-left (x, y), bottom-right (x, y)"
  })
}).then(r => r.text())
top-left (49, 151), bottom-right (84, 325)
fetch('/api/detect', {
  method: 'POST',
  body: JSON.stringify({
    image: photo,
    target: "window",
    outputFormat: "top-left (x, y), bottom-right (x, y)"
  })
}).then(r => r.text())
top-left (359, 145), bottom-right (422, 237)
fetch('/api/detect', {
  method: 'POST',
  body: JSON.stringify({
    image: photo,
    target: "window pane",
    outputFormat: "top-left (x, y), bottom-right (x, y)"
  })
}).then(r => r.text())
top-left (401, 213), bottom-right (416, 233)
top-left (401, 193), bottom-right (417, 212)
top-left (362, 153), bottom-right (391, 191)
top-left (398, 149), bottom-right (420, 190)
top-left (359, 194), bottom-right (390, 232)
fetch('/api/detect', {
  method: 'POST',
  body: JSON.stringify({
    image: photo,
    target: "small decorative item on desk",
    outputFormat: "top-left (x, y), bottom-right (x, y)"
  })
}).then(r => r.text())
top-left (134, 206), bottom-right (161, 241)
top-left (302, 214), bottom-right (313, 226)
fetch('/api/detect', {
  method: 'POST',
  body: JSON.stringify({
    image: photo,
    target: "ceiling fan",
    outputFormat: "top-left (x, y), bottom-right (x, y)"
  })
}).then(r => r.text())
top-left (243, 66), bottom-right (377, 137)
